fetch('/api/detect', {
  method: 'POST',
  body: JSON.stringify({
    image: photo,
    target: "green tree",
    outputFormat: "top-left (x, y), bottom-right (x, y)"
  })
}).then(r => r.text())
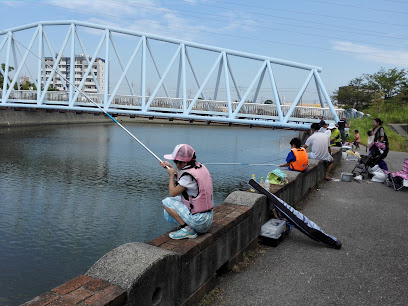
top-left (0, 63), bottom-right (15, 89)
top-left (364, 67), bottom-right (407, 100)
top-left (397, 85), bottom-right (408, 105)
top-left (332, 67), bottom-right (408, 111)
top-left (47, 85), bottom-right (59, 91)
top-left (20, 81), bottom-right (37, 90)
top-left (331, 77), bottom-right (374, 110)
top-left (371, 91), bottom-right (385, 113)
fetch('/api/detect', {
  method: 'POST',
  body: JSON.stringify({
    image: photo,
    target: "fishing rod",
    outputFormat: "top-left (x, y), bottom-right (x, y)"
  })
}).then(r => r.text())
top-left (0, 29), bottom-right (165, 165)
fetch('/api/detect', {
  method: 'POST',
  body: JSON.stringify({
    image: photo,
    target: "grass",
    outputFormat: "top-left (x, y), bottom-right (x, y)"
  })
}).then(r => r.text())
top-left (365, 104), bottom-right (408, 124)
top-left (347, 117), bottom-right (408, 152)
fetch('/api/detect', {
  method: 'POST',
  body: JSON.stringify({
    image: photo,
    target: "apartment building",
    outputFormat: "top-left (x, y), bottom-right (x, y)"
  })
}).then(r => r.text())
top-left (42, 54), bottom-right (105, 93)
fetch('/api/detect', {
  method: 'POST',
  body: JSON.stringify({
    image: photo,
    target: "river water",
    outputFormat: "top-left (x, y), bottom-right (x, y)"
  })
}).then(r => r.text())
top-left (0, 122), bottom-right (297, 304)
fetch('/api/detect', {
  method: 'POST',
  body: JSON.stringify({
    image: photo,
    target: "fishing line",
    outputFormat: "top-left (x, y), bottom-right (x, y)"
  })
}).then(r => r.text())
top-left (204, 162), bottom-right (281, 166)
top-left (0, 28), bottom-right (165, 165)
top-left (204, 157), bottom-right (285, 167)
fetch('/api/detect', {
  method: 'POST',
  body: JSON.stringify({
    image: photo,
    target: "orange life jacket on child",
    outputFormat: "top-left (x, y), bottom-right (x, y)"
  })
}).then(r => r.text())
top-left (290, 148), bottom-right (309, 172)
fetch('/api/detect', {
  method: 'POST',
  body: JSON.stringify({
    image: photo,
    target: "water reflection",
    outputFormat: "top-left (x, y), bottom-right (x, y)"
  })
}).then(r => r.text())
top-left (0, 123), bottom-right (297, 304)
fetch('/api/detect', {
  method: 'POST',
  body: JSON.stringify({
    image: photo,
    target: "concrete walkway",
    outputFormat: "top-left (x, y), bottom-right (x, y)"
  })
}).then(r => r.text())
top-left (205, 149), bottom-right (408, 305)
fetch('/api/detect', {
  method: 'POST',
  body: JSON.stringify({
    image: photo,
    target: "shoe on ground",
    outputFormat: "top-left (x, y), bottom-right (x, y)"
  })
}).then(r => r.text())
top-left (169, 227), bottom-right (198, 240)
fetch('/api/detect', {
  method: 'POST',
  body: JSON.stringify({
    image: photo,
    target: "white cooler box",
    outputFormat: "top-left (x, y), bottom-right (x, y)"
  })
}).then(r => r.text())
top-left (259, 218), bottom-right (286, 247)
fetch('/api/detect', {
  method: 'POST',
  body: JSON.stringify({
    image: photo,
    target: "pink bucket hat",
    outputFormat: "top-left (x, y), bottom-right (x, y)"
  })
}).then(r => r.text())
top-left (164, 144), bottom-right (195, 162)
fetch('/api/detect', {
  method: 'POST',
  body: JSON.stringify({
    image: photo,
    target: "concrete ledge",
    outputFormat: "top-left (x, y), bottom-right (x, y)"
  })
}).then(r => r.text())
top-left (22, 275), bottom-right (126, 306)
top-left (23, 148), bottom-right (342, 306)
top-left (86, 243), bottom-right (180, 305)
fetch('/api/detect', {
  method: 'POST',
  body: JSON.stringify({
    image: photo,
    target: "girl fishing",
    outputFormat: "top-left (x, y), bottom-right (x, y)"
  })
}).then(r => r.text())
top-left (160, 144), bottom-right (214, 240)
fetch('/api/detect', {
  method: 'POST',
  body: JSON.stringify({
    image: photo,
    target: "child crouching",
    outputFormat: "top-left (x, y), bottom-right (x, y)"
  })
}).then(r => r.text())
top-left (160, 144), bottom-right (214, 240)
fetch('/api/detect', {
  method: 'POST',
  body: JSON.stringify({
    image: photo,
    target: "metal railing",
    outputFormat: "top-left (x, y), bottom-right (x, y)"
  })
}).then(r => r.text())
top-left (2, 90), bottom-right (346, 122)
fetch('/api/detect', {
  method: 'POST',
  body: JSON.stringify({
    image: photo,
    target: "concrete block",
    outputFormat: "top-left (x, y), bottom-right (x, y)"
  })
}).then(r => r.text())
top-left (223, 190), bottom-right (264, 207)
top-left (86, 242), bottom-right (180, 306)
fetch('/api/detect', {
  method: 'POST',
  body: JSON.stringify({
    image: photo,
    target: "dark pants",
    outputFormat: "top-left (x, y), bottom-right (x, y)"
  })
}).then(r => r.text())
top-left (339, 129), bottom-right (345, 141)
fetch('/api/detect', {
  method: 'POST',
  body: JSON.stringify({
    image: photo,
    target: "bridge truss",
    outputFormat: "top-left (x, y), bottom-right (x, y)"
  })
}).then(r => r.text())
top-left (0, 21), bottom-right (341, 129)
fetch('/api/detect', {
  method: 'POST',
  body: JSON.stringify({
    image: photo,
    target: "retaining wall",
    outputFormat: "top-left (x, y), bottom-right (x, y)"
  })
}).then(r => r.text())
top-left (0, 107), bottom-right (112, 127)
top-left (0, 107), bottom-right (262, 127)
top-left (23, 149), bottom-right (341, 306)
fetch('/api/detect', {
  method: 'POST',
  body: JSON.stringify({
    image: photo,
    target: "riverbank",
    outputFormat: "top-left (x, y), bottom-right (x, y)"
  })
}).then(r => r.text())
top-left (0, 107), bottom-right (281, 129)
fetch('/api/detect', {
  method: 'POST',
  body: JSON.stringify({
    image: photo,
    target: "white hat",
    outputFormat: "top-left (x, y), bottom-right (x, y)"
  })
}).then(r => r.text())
top-left (328, 123), bottom-right (336, 129)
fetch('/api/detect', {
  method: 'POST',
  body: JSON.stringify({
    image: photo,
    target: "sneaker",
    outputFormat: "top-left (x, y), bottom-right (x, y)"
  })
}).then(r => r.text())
top-left (169, 227), bottom-right (197, 240)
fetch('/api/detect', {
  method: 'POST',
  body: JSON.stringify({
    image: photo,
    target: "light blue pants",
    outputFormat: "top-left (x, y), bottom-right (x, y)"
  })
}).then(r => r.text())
top-left (162, 196), bottom-right (213, 233)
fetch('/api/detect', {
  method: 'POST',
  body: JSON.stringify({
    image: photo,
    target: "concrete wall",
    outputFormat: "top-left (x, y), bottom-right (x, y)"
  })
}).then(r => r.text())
top-left (0, 107), bottom-right (317, 129)
top-left (0, 107), bottom-right (111, 127)
top-left (23, 148), bottom-right (341, 306)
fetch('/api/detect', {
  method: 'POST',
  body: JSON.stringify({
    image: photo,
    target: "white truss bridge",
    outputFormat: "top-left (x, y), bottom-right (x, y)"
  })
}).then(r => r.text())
top-left (0, 21), bottom-right (343, 129)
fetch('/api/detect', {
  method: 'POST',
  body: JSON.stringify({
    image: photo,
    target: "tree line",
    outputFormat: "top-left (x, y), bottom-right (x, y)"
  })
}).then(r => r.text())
top-left (331, 67), bottom-right (408, 112)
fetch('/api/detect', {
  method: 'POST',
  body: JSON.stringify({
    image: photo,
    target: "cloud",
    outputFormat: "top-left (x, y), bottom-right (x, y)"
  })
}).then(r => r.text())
top-left (48, 0), bottom-right (151, 17)
top-left (332, 41), bottom-right (408, 67)
top-left (44, 0), bottom-right (256, 43)
top-left (45, 0), bottom-right (202, 41)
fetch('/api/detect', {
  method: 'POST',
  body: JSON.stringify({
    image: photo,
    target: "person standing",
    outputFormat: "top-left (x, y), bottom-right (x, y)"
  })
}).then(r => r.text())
top-left (372, 118), bottom-right (389, 160)
top-left (366, 129), bottom-right (374, 152)
top-left (352, 129), bottom-right (361, 150)
top-left (303, 123), bottom-right (334, 181)
top-left (337, 117), bottom-right (349, 142)
top-left (160, 144), bottom-right (214, 240)
top-left (319, 116), bottom-right (325, 127)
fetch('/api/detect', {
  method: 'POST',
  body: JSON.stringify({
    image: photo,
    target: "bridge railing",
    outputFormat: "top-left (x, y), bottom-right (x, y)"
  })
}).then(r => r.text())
top-left (2, 90), bottom-right (346, 121)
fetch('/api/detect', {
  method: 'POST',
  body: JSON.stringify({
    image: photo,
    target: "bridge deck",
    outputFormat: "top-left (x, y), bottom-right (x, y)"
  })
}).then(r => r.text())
top-left (1, 90), bottom-right (343, 129)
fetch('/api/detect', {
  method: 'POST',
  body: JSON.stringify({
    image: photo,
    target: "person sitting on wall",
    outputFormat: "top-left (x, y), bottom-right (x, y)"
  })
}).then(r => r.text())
top-left (160, 144), bottom-right (214, 240)
top-left (279, 137), bottom-right (309, 172)
top-left (303, 123), bottom-right (334, 181)
top-left (328, 123), bottom-right (342, 147)
top-left (318, 121), bottom-right (331, 137)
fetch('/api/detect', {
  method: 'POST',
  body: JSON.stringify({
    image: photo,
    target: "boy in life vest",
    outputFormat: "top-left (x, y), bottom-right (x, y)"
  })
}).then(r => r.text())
top-left (160, 144), bottom-right (214, 240)
top-left (279, 137), bottom-right (309, 172)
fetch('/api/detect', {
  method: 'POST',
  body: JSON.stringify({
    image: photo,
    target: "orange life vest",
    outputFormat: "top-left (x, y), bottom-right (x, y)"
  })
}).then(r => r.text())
top-left (290, 148), bottom-right (309, 172)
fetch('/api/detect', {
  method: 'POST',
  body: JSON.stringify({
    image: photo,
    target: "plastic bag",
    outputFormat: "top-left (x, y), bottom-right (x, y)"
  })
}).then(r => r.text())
top-left (372, 172), bottom-right (387, 183)
top-left (369, 165), bottom-right (387, 183)
top-left (268, 168), bottom-right (288, 185)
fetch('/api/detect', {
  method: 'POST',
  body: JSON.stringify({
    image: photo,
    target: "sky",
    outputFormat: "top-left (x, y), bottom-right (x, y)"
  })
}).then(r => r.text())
top-left (1, 0), bottom-right (408, 104)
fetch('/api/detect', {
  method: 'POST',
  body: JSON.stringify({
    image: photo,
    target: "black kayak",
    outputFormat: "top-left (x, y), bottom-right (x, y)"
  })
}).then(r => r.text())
top-left (249, 179), bottom-right (342, 249)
